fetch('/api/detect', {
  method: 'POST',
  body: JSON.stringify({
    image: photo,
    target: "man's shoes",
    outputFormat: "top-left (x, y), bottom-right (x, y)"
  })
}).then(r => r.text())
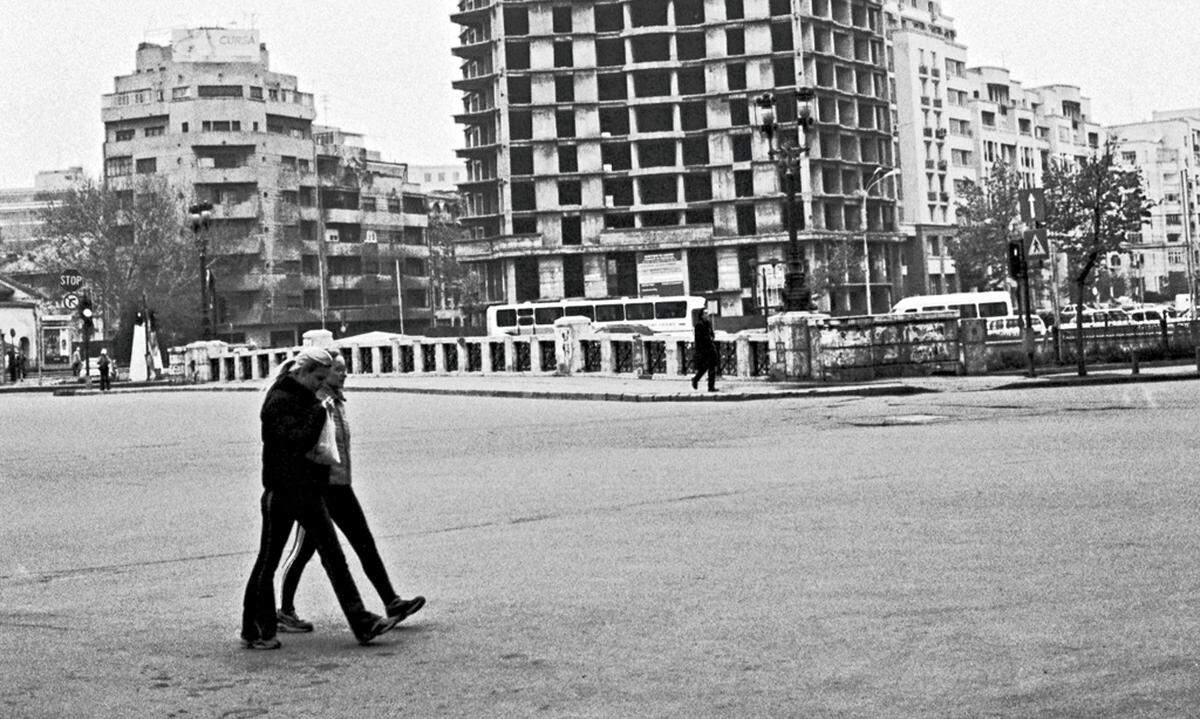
top-left (707, 387), bottom-right (719, 392)
top-left (356, 614), bottom-right (403, 646)
top-left (691, 377), bottom-right (698, 390)
top-left (242, 637), bottom-right (282, 650)
top-left (276, 609), bottom-right (314, 633)
top-left (386, 596), bottom-right (426, 621)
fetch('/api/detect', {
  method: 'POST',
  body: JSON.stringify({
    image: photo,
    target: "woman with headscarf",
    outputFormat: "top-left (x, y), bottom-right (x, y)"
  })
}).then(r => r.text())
top-left (240, 346), bottom-right (402, 649)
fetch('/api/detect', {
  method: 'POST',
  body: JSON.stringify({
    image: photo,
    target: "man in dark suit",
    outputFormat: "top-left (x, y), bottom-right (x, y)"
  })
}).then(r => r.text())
top-left (691, 307), bottom-right (718, 392)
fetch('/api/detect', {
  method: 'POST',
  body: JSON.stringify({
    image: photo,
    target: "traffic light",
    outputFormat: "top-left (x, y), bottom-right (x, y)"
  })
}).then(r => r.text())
top-left (1007, 240), bottom-right (1026, 279)
top-left (188, 202), bottom-right (213, 233)
top-left (79, 294), bottom-right (94, 334)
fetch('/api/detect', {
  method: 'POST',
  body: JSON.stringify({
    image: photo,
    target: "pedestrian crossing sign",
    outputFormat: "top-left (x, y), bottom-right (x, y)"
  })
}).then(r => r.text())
top-left (1023, 228), bottom-right (1048, 259)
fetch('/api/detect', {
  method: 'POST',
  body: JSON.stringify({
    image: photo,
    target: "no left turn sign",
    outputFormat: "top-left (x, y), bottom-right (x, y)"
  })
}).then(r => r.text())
top-left (63, 293), bottom-right (79, 310)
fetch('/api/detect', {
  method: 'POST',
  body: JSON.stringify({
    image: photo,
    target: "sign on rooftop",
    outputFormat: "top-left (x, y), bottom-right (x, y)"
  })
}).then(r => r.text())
top-left (171, 29), bottom-right (260, 64)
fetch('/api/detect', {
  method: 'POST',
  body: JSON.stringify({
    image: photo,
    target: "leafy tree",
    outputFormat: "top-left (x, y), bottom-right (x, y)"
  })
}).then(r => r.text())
top-left (948, 160), bottom-right (1023, 291)
top-left (809, 240), bottom-right (856, 313)
top-left (1042, 147), bottom-right (1153, 373)
top-left (37, 176), bottom-right (199, 350)
top-left (427, 206), bottom-right (485, 326)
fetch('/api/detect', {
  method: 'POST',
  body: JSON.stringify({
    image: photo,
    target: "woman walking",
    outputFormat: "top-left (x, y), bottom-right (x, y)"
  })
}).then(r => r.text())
top-left (277, 350), bottom-right (425, 633)
top-left (241, 347), bottom-right (401, 649)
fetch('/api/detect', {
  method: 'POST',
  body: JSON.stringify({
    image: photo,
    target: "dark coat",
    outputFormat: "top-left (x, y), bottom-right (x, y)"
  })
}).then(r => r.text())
top-left (693, 315), bottom-right (717, 361)
top-left (260, 374), bottom-right (329, 490)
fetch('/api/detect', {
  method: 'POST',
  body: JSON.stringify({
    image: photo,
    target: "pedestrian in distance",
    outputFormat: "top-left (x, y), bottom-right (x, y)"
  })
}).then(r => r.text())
top-left (70, 347), bottom-right (81, 380)
top-left (16, 348), bottom-right (26, 380)
top-left (691, 306), bottom-right (718, 392)
top-left (277, 349), bottom-right (425, 634)
top-left (97, 349), bottom-right (111, 391)
top-left (241, 346), bottom-right (403, 650)
top-left (6, 347), bottom-right (16, 383)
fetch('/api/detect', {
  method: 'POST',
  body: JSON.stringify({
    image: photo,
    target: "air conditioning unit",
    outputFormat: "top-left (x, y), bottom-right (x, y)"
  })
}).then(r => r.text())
top-left (604, 195), bottom-right (615, 207)
top-left (602, 163), bottom-right (612, 172)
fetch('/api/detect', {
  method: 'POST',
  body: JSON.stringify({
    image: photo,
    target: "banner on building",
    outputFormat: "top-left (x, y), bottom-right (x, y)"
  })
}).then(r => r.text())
top-left (171, 29), bottom-right (260, 64)
top-left (637, 251), bottom-right (684, 296)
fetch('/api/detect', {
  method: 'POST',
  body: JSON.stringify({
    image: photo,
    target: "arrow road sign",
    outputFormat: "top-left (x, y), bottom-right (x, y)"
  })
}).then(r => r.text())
top-left (1023, 228), bottom-right (1049, 260)
top-left (1018, 188), bottom-right (1046, 224)
top-left (63, 292), bottom-right (79, 310)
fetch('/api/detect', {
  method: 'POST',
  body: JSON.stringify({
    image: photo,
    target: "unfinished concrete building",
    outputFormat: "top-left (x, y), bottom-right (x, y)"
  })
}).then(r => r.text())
top-left (452, 0), bottom-right (900, 317)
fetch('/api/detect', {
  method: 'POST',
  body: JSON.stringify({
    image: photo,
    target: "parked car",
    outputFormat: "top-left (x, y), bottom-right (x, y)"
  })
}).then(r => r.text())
top-left (1060, 308), bottom-right (1133, 329)
top-left (986, 315), bottom-right (1047, 339)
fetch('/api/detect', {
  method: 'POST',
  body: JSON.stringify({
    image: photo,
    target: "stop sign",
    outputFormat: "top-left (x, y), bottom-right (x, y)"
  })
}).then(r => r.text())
top-left (59, 270), bottom-right (83, 290)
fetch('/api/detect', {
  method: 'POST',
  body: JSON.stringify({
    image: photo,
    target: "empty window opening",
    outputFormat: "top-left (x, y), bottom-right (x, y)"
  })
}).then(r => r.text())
top-left (631, 34), bottom-right (671, 62)
top-left (636, 104), bottom-right (674, 132)
top-left (681, 136), bottom-right (709, 165)
top-left (553, 41), bottom-right (574, 67)
top-left (676, 32), bottom-right (706, 61)
top-left (594, 3), bottom-right (624, 32)
top-left (511, 182), bottom-right (536, 211)
top-left (726, 28), bottom-right (745, 55)
top-left (602, 143), bottom-right (632, 170)
top-left (596, 38), bottom-right (626, 66)
top-left (562, 218), bottom-right (583, 250)
top-left (630, 0), bottom-right (668, 27)
top-left (633, 70), bottom-right (672, 98)
top-left (598, 72), bottom-right (627, 101)
top-left (676, 0), bottom-right (705, 24)
top-left (511, 146), bottom-right (534, 175)
top-left (680, 102), bottom-right (708, 131)
top-left (684, 173), bottom-right (713, 201)
top-left (599, 107), bottom-right (630, 135)
top-left (639, 174), bottom-right (677, 204)
top-left (552, 6), bottom-right (573, 33)
top-left (678, 67), bottom-right (706, 95)
top-left (638, 139), bottom-right (677, 167)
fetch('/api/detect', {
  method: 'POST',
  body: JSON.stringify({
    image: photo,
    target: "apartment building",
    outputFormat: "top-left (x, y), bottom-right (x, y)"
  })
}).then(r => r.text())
top-left (0, 168), bottom-right (86, 269)
top-left (452, 0), bottom-right (901, 317)
top-left (886, 0), bottom-right (1103, 296)
top-left (1109, 110), bottom-right (1200, 300)
top-left (101, 28), bottom-right (432, 346)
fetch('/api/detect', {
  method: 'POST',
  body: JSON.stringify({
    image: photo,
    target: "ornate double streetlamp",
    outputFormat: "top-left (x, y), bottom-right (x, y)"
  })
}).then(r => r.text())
top-left (188, 202), bottom-right (214, 340)
top-left (856, 167), bottom-right (900, 314)
top-left (755, 88), bottom-right (816, 312)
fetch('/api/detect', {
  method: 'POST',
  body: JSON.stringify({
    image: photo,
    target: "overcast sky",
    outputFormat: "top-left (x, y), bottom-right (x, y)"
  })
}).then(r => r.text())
top-left (0, 1), bottom-right (1195, 189)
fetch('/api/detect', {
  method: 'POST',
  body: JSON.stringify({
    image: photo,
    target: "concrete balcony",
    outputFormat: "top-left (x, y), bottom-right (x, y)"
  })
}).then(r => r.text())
top-left (194, 166), bottom-right (260, 185)
top-left (210, 198), bottom-right (261, 220)
top-left (324, 208), bottom-right (362, 224)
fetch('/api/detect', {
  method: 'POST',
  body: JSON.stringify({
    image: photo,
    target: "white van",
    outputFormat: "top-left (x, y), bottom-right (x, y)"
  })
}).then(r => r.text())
top-left (986, 315), bottom-right (1047, 339)
top-left (890, 291), bottom-right (1013, 319)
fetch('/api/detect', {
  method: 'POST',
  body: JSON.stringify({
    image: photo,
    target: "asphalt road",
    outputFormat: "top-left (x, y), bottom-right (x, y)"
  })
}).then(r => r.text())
top-left (2, 382), bottom-right (1199, 717)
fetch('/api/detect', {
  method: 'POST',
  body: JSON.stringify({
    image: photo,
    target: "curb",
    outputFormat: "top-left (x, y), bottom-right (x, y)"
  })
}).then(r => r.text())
top-left (45, 382), bottom-right (931, 402)
top-left (994, 371), bottom-right (1198, 391)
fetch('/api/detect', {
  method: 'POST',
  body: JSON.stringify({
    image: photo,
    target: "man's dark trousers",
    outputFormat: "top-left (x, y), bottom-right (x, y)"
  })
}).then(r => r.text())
top-left (241, 487), bottom-right (375, 642)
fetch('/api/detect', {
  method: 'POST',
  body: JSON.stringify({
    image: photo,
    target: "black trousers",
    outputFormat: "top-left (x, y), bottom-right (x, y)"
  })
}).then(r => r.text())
top-left (280, 484), bottom-right (397, 613)
top-left (692, 353), bottom-right (717, 390)
top-left (99, 367), bottom-right (110, 391)
top-left (241, 487), bottom-right (375, 642)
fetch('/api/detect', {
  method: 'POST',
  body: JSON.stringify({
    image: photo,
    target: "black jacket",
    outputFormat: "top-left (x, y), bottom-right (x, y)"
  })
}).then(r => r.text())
top-left (693, 316), bottom-right (717, 360)
top-left (260, 375), bottom-right (329, 490)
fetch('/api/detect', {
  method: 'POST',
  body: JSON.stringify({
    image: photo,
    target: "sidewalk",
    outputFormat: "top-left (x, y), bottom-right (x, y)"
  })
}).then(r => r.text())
top-left (11, 359), bottom-right (1196, 402)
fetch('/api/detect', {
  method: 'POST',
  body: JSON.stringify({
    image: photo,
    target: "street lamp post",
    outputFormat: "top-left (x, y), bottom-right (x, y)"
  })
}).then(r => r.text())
top-left (755, 89), bottom-right (816, 312)
top-left (188, 202), bottom-right (214, 340)
top-left (856, 168), bottom-right (900, 315)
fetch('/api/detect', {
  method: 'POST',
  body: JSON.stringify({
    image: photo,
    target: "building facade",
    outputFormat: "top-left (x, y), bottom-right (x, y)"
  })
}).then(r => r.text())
top-left (101, 29), bottom-right (433, 346)
top-left (1109, 111), bottom-right (1200, 301)
top-left (886, 0), bottom-right (1103, 298)
top-left (0, 168), bottom-right (86, 269)
top-left (452, 0), bottom-right (901, 317)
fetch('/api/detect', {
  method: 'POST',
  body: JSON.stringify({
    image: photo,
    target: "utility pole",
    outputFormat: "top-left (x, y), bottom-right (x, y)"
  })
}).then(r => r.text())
top-left (1182, 168), bottom-right (1196, 319)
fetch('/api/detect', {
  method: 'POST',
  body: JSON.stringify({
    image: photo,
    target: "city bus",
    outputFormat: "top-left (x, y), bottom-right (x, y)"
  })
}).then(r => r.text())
top-left (889, 291), bottom-right (1013, 319)
top-left (485, 296), bottom-right (706, 335)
